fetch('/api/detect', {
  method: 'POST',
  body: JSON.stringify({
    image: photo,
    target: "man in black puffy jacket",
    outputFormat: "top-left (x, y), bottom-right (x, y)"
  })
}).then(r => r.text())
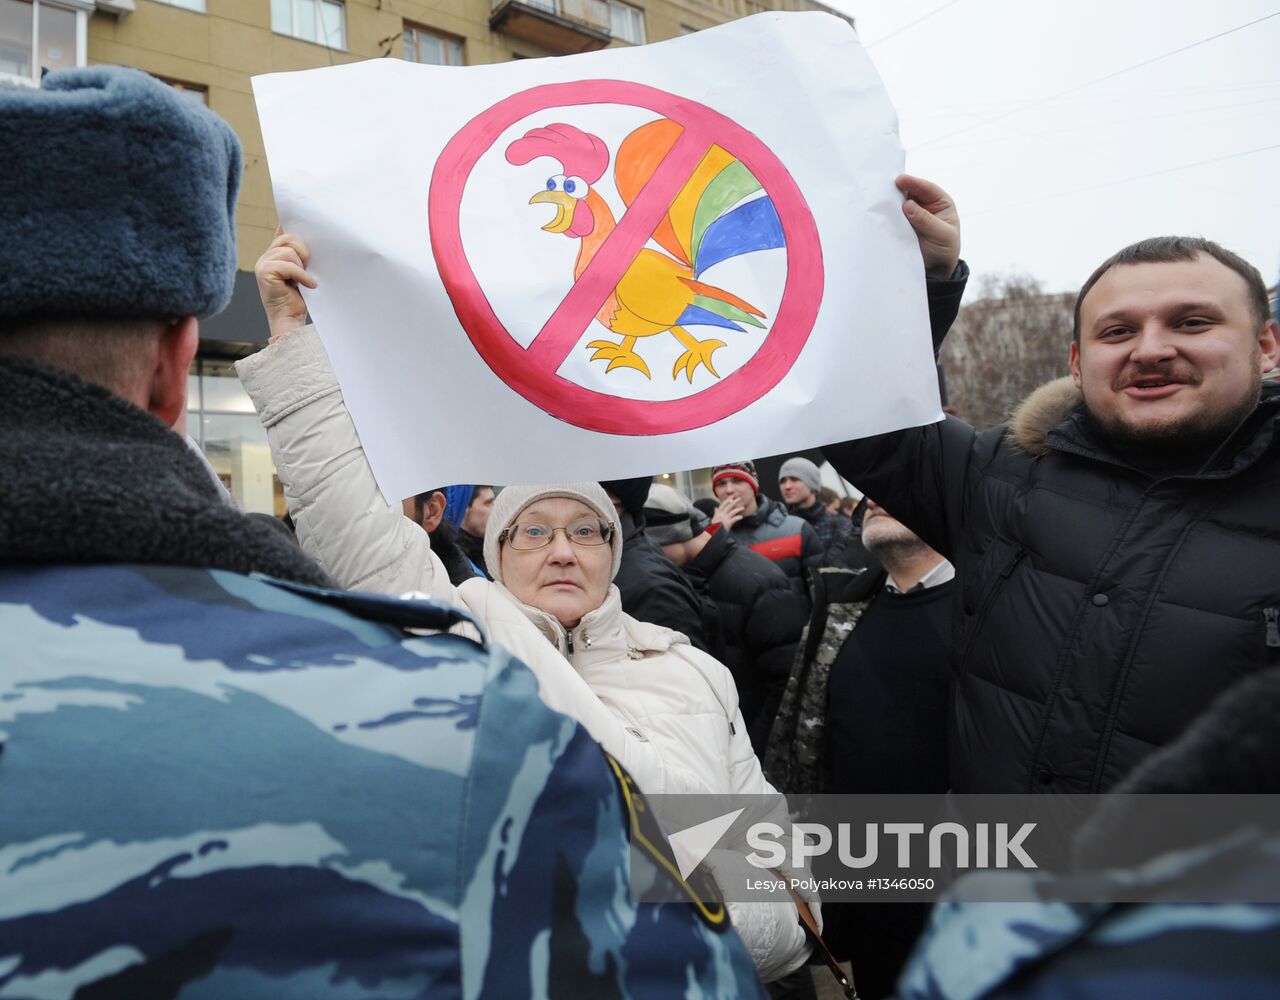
top-left (826, 226), bottom-right (1280, 795)
top-left (645, 484), bottom-right (808, 754)
top-left (600, 476), bottom-right (710, 652)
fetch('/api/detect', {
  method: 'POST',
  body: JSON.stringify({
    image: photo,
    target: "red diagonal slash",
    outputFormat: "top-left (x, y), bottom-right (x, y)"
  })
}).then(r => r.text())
top-left (429, 80), bottom-right (824, 436)
top-left (523, 125), bottom-right (713, 372)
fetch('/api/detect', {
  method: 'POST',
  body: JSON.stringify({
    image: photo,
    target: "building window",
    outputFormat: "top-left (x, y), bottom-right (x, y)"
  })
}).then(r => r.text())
top-left (608, 0), bottom-right (644, 45)
top-left (402, 23), bottom-right (463, 66)
top-left (271, 0), bottom-right (345, 49)
top-left (160, 77), bottom-right (208, 104)
top-left (187, 359), bottom-right (285, 516)
top-left (0, 0), bottom-right (85, 84)
top-left (152, 0), bottom-right (206, 11)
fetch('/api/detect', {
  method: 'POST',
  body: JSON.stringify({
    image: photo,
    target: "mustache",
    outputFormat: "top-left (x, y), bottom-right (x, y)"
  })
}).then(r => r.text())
top-left (1113, 365), bottom-right (1202, 391)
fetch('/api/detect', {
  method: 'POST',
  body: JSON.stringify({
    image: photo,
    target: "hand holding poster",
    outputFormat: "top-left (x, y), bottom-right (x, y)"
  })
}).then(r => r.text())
top-left (253, 12), bottom-right (941, 501)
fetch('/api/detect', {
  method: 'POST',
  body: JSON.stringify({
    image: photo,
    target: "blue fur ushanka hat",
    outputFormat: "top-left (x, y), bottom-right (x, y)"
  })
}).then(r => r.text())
top-left (0, 66), bottom-right (242, 322)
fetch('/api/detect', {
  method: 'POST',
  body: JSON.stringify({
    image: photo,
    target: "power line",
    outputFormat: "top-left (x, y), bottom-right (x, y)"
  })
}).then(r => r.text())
top-left (913, 10), bottom-right (1280, 149)
top-left (898, 78), bottom-right (1280, 116)
top-left (916, 87), bottom-right (1274, 208)
top-left (968, 143), bottom-right (1280, 217)
top-left (918, 95), bottom-right (1280, 154)
top-left (865, 0), bottom-right (965, 49)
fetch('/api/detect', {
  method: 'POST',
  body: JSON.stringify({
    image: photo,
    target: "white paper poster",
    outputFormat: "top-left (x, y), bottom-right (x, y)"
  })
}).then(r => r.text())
top-left (253, 12), bottom-right (941, 501)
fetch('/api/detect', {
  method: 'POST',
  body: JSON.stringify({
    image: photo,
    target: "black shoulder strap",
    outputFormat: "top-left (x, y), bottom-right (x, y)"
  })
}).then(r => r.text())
top-left (253, 574), bottom-right (486, 640)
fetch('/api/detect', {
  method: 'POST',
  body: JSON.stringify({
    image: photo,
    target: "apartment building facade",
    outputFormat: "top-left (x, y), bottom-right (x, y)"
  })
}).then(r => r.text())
top-left (3, 0), bottom-right (850, 510)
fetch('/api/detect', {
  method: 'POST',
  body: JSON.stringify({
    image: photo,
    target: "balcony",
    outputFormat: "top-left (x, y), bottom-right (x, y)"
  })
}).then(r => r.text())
top-left (490, 0), bottom-right (612, 54)
top-left (742, 0), bottom-right (853, 26)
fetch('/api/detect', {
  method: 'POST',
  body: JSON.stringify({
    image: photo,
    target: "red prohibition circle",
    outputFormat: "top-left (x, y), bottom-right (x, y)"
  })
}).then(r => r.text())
top-left (429, 80), bottom-right (824, 436)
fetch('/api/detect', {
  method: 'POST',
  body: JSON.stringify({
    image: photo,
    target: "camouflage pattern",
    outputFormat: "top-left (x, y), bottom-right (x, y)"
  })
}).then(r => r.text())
top-left (0, 563), bottom-right (765, 999)
top-left (897, 829), bottom-right (1280, 1000)
top-left (764, 568), bottom-right (876, 794)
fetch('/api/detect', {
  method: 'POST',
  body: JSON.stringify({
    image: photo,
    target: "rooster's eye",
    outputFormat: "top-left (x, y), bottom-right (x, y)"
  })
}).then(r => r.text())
top-left (544, 174), bottom-right (587, 199)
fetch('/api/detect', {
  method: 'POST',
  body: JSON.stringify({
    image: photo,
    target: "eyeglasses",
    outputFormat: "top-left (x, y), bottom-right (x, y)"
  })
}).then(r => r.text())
top-left (499, 517), bottom-right (614, 551)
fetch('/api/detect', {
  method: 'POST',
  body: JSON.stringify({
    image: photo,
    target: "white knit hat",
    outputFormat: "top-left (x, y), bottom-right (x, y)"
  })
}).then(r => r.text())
top-left (483, 482), bottom-right (623, 584)
top-left (643, 483), bottom-right (707, 546)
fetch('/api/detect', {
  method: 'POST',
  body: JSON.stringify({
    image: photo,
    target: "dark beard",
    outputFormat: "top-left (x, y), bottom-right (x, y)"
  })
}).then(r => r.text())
top-left (1088, 376), bottom-right (1262, 469)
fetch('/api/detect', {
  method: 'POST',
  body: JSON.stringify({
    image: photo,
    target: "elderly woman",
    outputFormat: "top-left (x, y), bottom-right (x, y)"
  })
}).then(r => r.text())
top-left (237, 234), bottom-right (817, 983)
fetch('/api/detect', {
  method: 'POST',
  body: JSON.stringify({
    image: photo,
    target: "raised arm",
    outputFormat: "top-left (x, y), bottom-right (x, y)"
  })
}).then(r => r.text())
top-left (237, 233), bottom-right (456, 600)
top-left (821, 176), bottom-right (973, 558)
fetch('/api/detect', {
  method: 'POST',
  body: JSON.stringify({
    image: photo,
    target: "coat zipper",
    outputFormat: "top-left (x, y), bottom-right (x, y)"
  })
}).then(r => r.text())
top-left (999, 547), bottom-right (1026, 581)
top-left (1266, 608), bottom-right (1280, 648)
top-left (958, 546), bottom-right (1025, 671)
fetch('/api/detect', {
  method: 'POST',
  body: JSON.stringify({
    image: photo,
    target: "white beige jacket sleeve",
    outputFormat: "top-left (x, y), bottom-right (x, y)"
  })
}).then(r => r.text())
top-left (235, 325), bottom-right (451, 600)
top-left (666, 643), bottom-right (816, 981)
top-left (235, 325), bottom-right (707, 797)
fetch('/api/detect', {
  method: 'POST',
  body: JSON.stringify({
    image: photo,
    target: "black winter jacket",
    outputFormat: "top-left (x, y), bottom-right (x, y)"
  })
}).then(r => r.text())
top-left (682, 528), bottom-right (809, 753)
top-left (789, 499), bottom-right (852, 554)
top-left (612, 512), bottom-right (710, 652)
top-left (726, 496), bottom-right (824, 597)
top-left (826, 376), bottom-right (1280, 794)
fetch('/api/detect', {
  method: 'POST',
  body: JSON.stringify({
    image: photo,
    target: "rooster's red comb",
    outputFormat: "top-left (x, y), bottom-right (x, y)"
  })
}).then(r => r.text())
top-left (505, 123), bottom-right (609, 185)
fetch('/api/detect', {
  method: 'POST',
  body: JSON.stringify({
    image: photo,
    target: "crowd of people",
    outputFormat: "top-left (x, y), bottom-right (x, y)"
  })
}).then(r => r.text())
top-left (4, 65), bottom-right (1279, 1000)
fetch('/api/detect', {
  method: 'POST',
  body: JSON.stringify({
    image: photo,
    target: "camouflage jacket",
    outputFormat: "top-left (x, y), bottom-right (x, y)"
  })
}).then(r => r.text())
top-left (763, 566), bottom-right (884, 794)
top-left (0, 358), bottom-right (765, 998)
top-left (0, 564), bottom-right (765, 998)
top-left (897, 829), bottom-right (1280, 1000)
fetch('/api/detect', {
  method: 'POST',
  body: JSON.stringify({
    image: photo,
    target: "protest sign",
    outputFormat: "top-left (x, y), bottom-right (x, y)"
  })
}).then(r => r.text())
top-left (253, 12), bottom-right (940, 500)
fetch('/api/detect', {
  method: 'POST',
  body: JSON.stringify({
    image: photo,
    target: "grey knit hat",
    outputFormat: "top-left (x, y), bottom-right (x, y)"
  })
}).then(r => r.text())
top-left (779, 457), bottom-right (822, 495)
top-left (0, 66), bottom-right (242, 322)
top-left (483, 482), bottom-right (623, 584)
top-left (643, 483), bottom-right (708, 546)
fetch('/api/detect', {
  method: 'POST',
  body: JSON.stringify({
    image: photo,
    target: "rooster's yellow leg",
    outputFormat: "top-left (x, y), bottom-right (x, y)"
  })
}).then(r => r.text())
top-left (586, 335), bottom-right (651, 379)
top-left (670, 327), bottom-right (726, 382)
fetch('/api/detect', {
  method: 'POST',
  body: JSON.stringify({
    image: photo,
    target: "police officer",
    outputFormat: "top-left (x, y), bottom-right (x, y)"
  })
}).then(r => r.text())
top-left (0, 67), bottom-right (764, 999)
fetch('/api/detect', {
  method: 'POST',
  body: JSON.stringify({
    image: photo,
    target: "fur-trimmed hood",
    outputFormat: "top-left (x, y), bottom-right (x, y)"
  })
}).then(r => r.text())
top-left (1006, 375), bottom-right (1280, 461)
top-left (1008, 376), bottom-right (1082, 456)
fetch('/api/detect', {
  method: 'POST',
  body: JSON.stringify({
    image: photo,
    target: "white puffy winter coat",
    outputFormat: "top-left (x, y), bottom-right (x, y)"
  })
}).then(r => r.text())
top-left (236, 325), bottom-right (816, 981)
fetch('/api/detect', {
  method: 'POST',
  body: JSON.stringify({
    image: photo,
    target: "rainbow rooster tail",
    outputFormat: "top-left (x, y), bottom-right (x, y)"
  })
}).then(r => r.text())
top-left (614, 119), bottom-right (785, 334)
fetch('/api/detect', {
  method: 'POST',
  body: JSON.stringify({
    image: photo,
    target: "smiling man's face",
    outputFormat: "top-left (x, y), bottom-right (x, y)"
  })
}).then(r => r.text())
top-left (1070, 254), bottom-right (1280, 455)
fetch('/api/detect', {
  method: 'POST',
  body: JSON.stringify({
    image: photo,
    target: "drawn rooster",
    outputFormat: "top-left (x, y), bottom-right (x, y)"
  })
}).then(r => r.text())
top-left (505, 120), bottom-right (785, 381)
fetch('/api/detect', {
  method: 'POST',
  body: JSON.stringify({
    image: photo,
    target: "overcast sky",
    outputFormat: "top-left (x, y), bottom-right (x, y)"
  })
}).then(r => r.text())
top-left (822, 0), bottom-right (1280, 296)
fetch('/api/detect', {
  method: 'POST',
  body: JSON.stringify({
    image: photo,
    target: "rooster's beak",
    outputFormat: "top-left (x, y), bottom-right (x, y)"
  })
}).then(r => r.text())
top-left (529, 190), bottom-right (577, 234)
